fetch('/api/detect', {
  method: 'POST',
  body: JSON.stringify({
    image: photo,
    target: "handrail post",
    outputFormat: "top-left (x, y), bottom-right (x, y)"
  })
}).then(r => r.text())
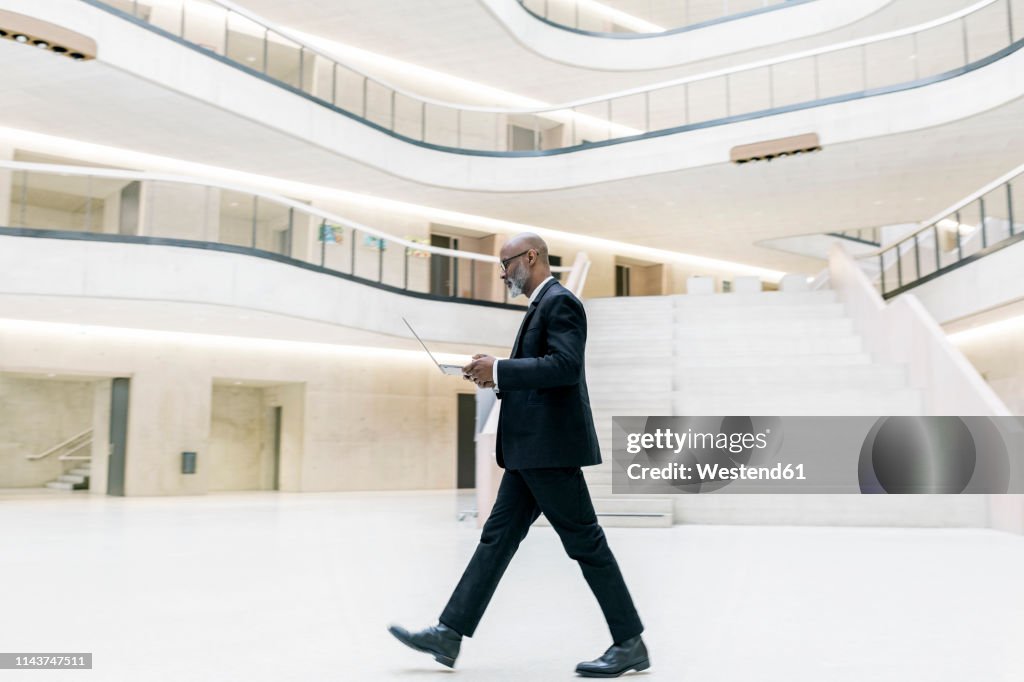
top-left (351, 228), bottom-right (357, 275)
top-left (452, 252), bottom-right (459, 297)
top-left (878, 253), bottom-right (885, 295)
top-left (1008, 0), bottom-right (1015, 43)
top-left (1008, 182), bottom-right (1016, 236)
top-left (956, 211), bottom-right (964, 261)
top-left (319, 219), bottom-right (326, 267)
top-left (896, 244), bottom-right (903, 288)
top-left (913, 233), bottom-right (921, 281)
top-left (251, 195), bottom-right (258, 248)
top-left (979, 196), bottom-right (988, 249)
top-left (262, 28), bottom-right (268, 74)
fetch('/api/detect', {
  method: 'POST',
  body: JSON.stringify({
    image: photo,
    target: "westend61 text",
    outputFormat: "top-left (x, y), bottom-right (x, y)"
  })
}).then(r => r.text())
top-left (626, 462), bottom-right (807, 481)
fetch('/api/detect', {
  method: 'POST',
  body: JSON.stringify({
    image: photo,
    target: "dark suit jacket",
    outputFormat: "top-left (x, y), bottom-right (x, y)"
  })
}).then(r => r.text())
top-left (494, 278), bottom-right (602, 470)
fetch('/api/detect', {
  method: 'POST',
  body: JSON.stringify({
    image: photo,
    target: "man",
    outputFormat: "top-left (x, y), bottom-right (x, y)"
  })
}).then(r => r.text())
top-left (388, 233), bottom-right (649, 678)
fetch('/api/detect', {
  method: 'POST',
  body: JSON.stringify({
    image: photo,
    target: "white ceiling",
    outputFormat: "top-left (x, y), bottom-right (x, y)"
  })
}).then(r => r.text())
top-left (1, 36), bottom-right (1022, 276)
top-left (228, 0), bottom-right (974, 103)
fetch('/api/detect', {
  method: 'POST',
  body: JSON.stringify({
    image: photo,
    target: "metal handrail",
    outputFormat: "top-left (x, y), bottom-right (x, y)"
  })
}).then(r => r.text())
top-left (89, 0), bottom-right (1019, 150)
top-left (516, 0), bottom-right (815, 36)
top-left (0, 160), bottom-right (574, 270)
top-left (856, 162), bottom-right (1023, 296)
top-left (123, 0), bottom-right (1005, 115)
top-left (860, 161), bottom-right (1024, 256)
top-left (1, 160), bottom-right (593, 306)
top-left (26, 428), bottom-right (93, 461)
top-left (58, 440), bottom-right (94, 462)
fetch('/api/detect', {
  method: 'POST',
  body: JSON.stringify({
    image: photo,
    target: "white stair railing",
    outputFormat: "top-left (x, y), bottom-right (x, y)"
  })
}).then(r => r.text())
top-left (828, 244), bottom-right (1010, 416)
top-left (25, 428), bottom-right (93, 461)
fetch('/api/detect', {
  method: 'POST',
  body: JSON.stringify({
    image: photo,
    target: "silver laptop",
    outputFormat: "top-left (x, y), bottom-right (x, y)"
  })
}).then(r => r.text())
top-left (403, 318), bottom-right (465, 376)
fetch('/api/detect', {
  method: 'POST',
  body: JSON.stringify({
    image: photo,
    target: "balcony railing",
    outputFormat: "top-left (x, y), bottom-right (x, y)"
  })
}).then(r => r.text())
top-left (85, 0), bottom-right (1024, 154)
top-left (860, 162), bottom-right (1024, 298)
top-left (0, 160), bottom-right (584, 307)
top-left (517, 0), bottom-right (815, 36)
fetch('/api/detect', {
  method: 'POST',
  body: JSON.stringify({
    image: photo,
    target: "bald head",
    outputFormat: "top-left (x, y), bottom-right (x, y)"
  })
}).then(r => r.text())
top-left (502, 232), bottom-right (548, 261)
top-left (500, 232), bottom-right (552, 299)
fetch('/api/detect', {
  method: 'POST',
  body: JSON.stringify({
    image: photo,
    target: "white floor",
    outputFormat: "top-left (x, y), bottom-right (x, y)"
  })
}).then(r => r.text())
top-left (1, 490), bottom-right (1022, 682)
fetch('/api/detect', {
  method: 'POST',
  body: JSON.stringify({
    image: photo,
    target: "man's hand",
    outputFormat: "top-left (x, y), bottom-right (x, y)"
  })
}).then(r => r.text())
top-left (463, 353), bottom-right (496, 388)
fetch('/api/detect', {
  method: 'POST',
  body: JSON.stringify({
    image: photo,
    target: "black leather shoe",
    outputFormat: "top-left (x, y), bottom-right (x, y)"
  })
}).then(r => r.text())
top-left (575, 635), bottom-right (650, 678)
top-left (387, 623), bottom-right (462, 668)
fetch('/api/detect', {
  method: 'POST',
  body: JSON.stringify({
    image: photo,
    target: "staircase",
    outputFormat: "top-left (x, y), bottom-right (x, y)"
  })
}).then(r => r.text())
top-left (583, 289), bottom-right (922, 527)
top-left (46, 463), bottom-right (92, 491)
top-left (25, 428), bottom-right (93, 493)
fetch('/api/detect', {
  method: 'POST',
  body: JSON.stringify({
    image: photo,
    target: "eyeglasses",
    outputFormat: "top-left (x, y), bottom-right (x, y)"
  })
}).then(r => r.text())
top-left (499, 249), bottom-right (532, 273)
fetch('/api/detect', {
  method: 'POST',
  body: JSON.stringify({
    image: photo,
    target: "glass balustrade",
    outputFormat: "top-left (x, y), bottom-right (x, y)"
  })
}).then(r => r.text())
top-left (870, 172), bottom-right (1023, 297)
top-left (86, 0), bottom-right (1024, 154)
top-left (518, 0), bottom-right (811, 35)
top-left (2, 166), bottom-right (519, 307)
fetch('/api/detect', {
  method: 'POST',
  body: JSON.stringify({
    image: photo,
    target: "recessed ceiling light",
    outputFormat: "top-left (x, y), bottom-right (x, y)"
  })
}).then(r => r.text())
top-left (14, 34), bottom-right (28, 43)
top-left (33, 40), bottom-right (49, 49)
top-left (52, 46), bottom-right (67, 54)
top-left (70, 53), bottom-right (85, 61)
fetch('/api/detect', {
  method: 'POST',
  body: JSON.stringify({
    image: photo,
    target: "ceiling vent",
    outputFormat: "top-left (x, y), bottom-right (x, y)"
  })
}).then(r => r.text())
top-left (0, 10), bottom-right (96, 61)
top-left (731, 133), bottom-right (821, 164)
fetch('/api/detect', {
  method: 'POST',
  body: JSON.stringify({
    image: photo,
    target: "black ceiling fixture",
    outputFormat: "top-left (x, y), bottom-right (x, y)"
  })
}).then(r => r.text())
top-left (0, 10), bottom-right (96, 61)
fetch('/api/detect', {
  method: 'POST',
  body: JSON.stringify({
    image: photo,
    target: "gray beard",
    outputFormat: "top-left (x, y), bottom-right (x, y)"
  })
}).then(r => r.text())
top-left (507, 270), bottom-right (528, 298)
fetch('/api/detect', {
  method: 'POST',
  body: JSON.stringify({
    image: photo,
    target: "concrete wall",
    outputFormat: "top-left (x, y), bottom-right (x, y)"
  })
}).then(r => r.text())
top-left (0, 323), bottom-right (477, 496)
top-left (0, 375), bottom-right (94, 488)
top-left (209, 385), bottom-right (265, 492)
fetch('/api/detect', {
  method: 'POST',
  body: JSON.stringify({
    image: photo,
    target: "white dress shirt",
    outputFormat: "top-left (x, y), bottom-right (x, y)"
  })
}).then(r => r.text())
top-left (493, 275), bottom-right (555, 391)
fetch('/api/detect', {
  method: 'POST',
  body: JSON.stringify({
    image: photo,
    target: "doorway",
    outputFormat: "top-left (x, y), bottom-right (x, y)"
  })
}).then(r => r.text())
top-left (107, 377), bottom-right (130, 496)
top-left (456, 393), bottom-right (476, 489)
top-left (430, 233), bottom-right (458, 297)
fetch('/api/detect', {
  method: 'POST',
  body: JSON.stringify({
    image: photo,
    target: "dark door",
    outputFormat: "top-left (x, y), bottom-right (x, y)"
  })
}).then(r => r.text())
top-left (456, 393), bottom-right (476, 489)
top-left (271, 406), bottom-right (282, 491)
top-left (615, 264), bottom-right (631, 297)
top-left (107, 377), bottom-right (130, 496)
top-left (430, 234), bottom-right (458, 297)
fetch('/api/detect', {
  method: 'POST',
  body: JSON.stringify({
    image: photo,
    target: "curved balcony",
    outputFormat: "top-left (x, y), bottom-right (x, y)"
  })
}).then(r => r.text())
top-left (516, 0), bottom-right (818, 35)
top-left (80, 0), bottom-right (1023, 157)
top-left (0, 160), bottom-right (591, 319)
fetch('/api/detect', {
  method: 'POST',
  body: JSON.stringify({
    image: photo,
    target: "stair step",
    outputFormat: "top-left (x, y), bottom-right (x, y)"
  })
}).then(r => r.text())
top-left (677, 337), bottom-right (863, 355)
top-left (672, 291), bottom-right (838, 306)
top-left (673, 319), bottom-right (855, 336)
top-left (69, 467), bottom-right (92, 476)
top-left (676, 364), bottom-right (907, 388)
top-left (45, 481), bottom-right (76, 491)
top-left (674, 304), bottom-right (846, 321)
top-left (534, 497), bottom-right (673, 528)
top-left (57, 474), bottom-right (87, 484)
top-left (675, 352), bottom-right (871, 367)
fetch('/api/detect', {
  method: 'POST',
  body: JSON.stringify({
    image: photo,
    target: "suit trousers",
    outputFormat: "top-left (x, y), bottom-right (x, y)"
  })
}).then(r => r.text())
top-left (439, 466), bottom-right (643, 644)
